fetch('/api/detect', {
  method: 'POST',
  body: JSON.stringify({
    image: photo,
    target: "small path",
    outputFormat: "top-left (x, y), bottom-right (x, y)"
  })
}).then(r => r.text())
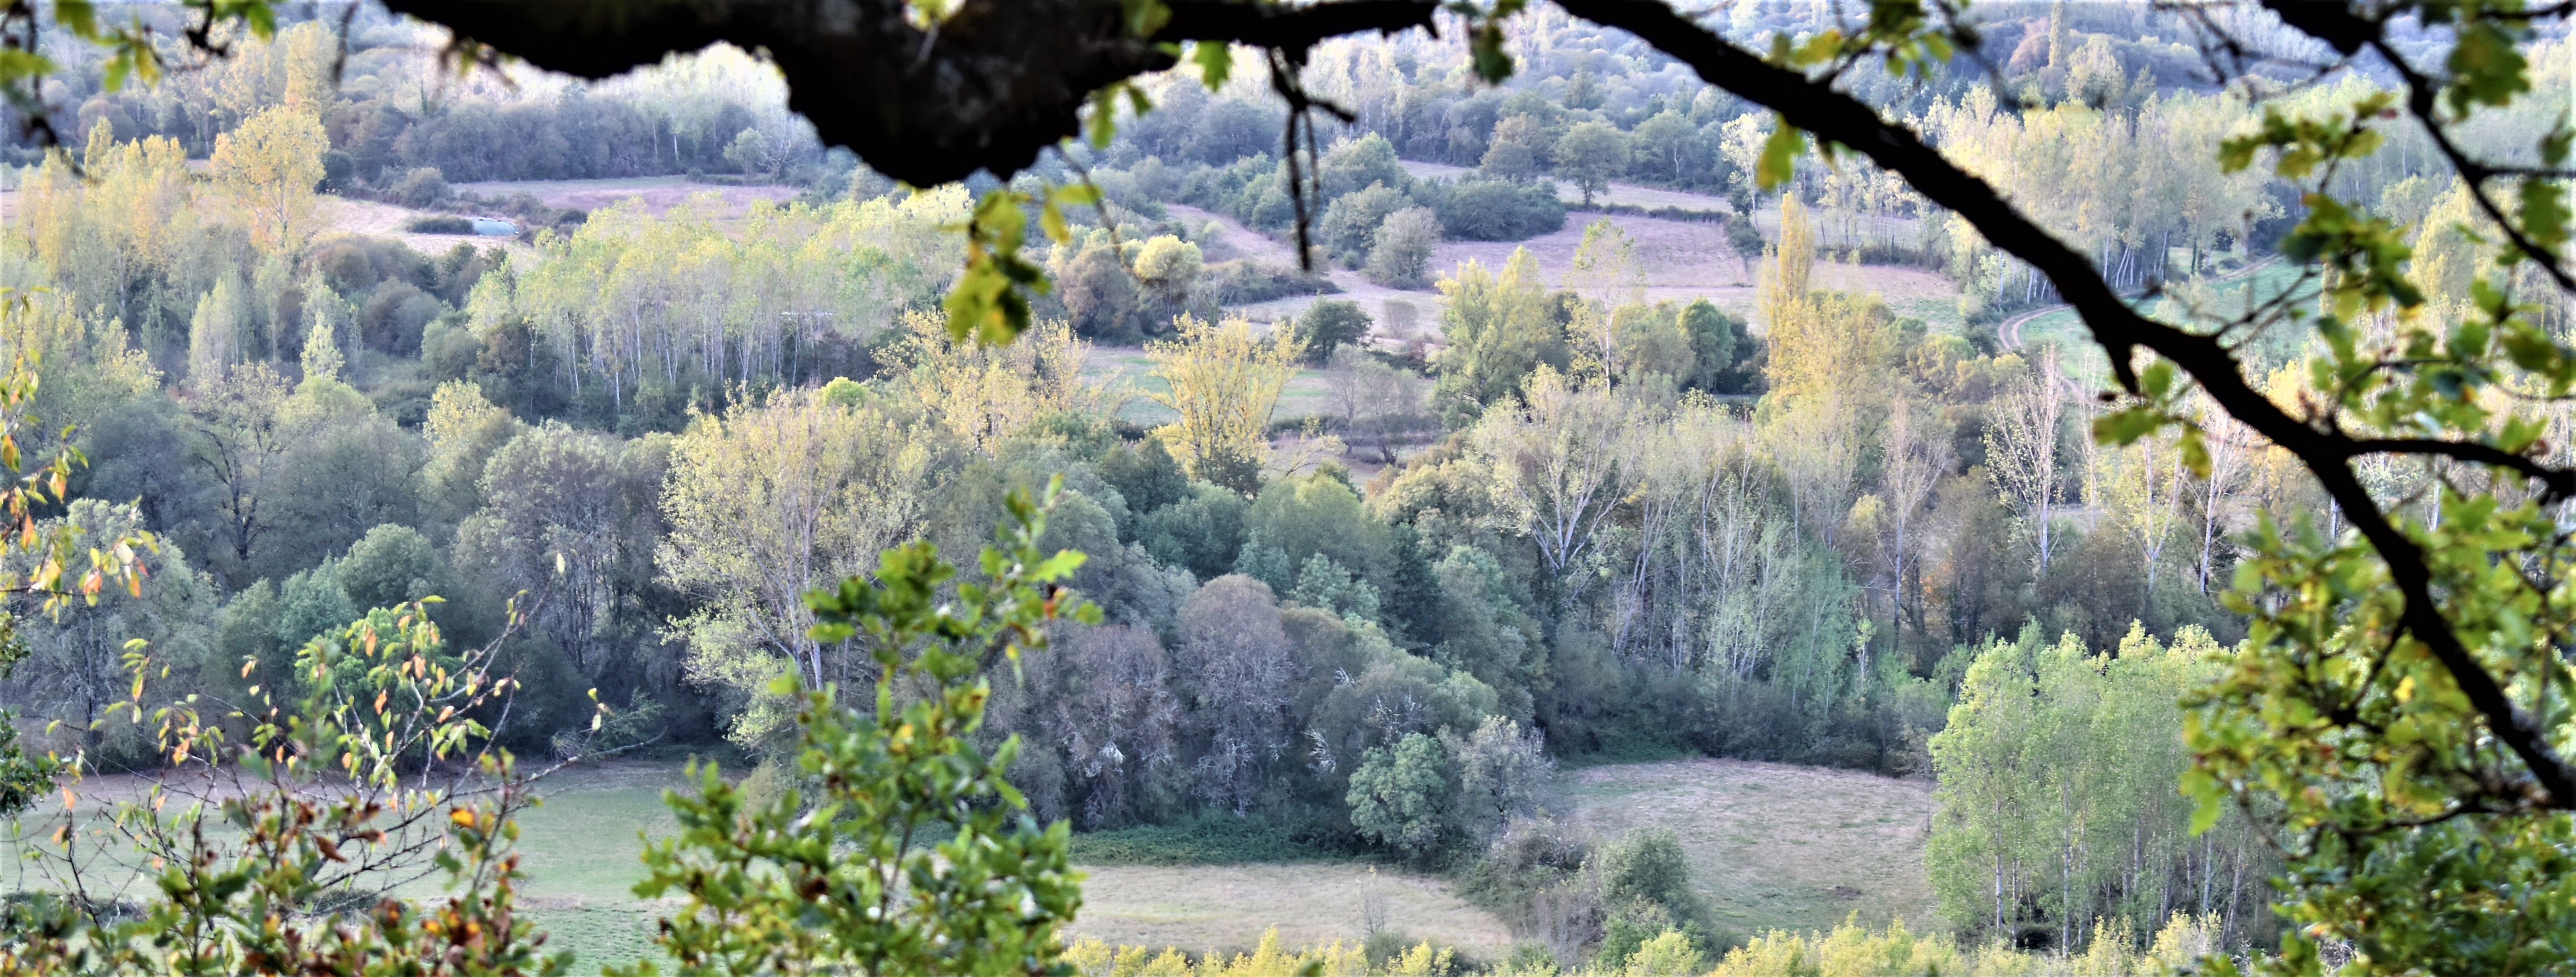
top-left (1996, 301), bottom-right (2060, 351)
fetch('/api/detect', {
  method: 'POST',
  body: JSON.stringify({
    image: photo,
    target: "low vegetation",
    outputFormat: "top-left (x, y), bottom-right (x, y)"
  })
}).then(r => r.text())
top-left (0, 3), bottom-right (2568, 976)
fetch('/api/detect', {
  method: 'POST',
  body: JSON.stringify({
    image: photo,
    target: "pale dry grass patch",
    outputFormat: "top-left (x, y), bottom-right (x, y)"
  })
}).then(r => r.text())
top-left (1560, 758), bottom-right (1936, 941)
top-left (449, 177), bottom-right (801, 219)
top-left (1067, 863), bottom-right (1513, 961)
top-left (320, 197), bottom-right (531, 256)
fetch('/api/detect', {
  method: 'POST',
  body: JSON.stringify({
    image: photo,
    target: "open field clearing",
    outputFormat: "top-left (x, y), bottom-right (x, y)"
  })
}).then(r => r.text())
top-left (7, 756), bottom-right (1928, 968)
top-left (3, 761), bottom-right (1502, 969)
top-left (321, 196), bottom-right (531, 256)
top-left (1558, 758), bottom-right (1935, 941)
top-left (1396, 161), bottom-right (1735, 216)
top-left (1068, 864), bottom-right (1512, 959)
top-left (451, 176), bottom-right (803, 221)
top-left (1182, 200), bottom-right (1959, 335)
top-left (308, 179), bottom-right (809, 255)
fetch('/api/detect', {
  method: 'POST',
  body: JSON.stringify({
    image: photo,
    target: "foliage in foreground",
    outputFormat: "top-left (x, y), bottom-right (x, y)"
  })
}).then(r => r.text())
top-left (0, 487), bottom-right (1091, 977)
top-left (1054, 914), bottom-right (2236, 977)
top-left (0, 597), bottom-right (572, 977)
top-left (612, 482), bottom-right (1095, 977)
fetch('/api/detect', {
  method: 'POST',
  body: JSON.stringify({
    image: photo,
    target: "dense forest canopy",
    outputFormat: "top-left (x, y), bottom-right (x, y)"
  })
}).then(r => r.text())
top-left (0, 1), bottom-right (2565, 975)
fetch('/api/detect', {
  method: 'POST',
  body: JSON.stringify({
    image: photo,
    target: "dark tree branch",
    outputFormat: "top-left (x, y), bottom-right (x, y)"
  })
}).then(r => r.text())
top-left (2259, 1), bottom-right (2576, 292)
top-left (2345, 438), bottom-right (2576, 496)
top-left (1160, 0), bottom-right (1437, 51)
top-left (385, 0), bottom-right (1171, 186)
top-left (1552, 0), bottom-right (2576, 808)
top-left (383, 0), bottom-right (1432, 188)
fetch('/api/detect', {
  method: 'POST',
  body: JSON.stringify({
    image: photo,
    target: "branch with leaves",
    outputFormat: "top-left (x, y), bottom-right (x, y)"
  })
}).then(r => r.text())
top-left (614, 480), bottom-right (1097, 977)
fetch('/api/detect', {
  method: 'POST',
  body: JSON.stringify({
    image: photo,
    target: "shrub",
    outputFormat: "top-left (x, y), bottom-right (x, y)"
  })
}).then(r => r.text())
top-left (360, 282), bottom-right (448, 355)
top-left (1296, 299), bottom-right (1373, 363)
top-left (1347, 731), bottom-right (1454, 861)
top-left (391, 166), bottom-right (448, 208)
top-left (1435, 179), bottom-right (1565, 241)
top-left (320, 149), bottom-right (355, 192)
top-left (1319, 133), bottom-right (1408, 201)
top-left (1203, 259), bottom-right (1339, 304)
top-left (1061, 242), bottom-right (1144, 340)
top-left (1623, 929), bottom-right (1703, 977)
top-left (1321, 182), bottom-right (1412, 266)
top-left (1132, 234), bottom-right (1204, 308)
top-left (1367, 207), bottom-right (1443, 288)
top-left (1137, 481), bottom-right (1249, 579)
top-left (1591, 828), bottom-right (1710, 958)
top-left (405, 215), bottom-right (474, 234)
top-left (1459, 815), bottom-right (1593, 925)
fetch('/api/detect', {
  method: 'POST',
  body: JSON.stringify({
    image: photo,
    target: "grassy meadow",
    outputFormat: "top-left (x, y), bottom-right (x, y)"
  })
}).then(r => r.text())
top-left (3, 758), bottom-right (1939, 972)
top-left (1557, 759), bottom-right (1936, 944)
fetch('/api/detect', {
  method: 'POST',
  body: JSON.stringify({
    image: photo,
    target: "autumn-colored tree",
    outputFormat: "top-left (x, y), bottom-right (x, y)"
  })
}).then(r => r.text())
top-left (1564, 218), bottom-right (1644, 382)
top-left (875, 310), bottom-right (1096, 452)
top-left (1759, 195), bottom-right (1897, 409)
top-left (1146, 315), bottom-right (1303, 493)
top-left (209, 104), bottom-right (329, 260)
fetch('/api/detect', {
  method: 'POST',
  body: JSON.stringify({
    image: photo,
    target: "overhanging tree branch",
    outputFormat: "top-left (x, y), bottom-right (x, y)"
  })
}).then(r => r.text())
top-left (2257, 1), bottom-right (2576, 291)
top-left (1552, 0), bottom-right (2576, 808)
top-left (1160, 0), bottom-right (1438, 53)
top-left (382, 0), bottom-right (1434, 188)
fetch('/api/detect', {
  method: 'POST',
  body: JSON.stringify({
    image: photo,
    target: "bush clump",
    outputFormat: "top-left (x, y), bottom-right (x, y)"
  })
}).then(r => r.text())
top-left (1431, 179), bottom-right (1565, 241)
top-left (1066, 812), bottom-right (1363, 865)
top-left (1204, 259), bottom-right (1340, 305)
top-left (405, 215), bottom-right (474, 234)
top-left (390, 166), bottom-right (449, 208)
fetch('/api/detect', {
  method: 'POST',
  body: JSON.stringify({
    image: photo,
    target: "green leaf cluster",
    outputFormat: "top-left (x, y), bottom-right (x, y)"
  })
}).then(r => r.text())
top-left (614, 480), bottom-right (1099, 977)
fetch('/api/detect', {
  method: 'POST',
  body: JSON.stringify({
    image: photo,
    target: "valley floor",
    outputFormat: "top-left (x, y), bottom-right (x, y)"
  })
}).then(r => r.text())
top-left (489, 756), bottom-right (1938, 965)
top-left (4, 758), bottom-right (1936, 969)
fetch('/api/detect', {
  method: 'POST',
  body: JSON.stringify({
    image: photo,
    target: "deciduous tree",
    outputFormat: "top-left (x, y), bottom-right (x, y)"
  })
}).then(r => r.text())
top-left (659, 390), bottom-right (931, 744)
top-left (1147, 315), bottom-right (1303, 493)
top-left (208, 104), bottom-right (328, 260)
top-left (1553, 122), bottom-right (1630, 207)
